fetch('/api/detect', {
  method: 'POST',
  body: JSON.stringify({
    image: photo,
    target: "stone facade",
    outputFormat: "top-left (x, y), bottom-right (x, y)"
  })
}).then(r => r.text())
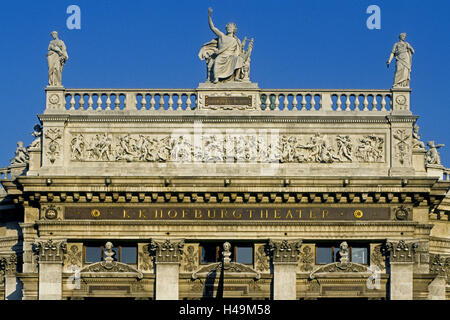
top-left (0, 24), bottom-right (449, 301)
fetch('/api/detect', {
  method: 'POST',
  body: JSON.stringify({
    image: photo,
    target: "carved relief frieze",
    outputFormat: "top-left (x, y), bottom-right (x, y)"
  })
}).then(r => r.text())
top-left (44, 128), bottom-right (62, 164)
top-left (393, 129), bottom-right (411, 166)
top-left (138, 243), bottom-right (153, 272)
top-left (298, 245), bottom-right (314, 272)
top-left (254, 244), bottom-right (270, 273)
top-left (69, 132), bottom-right (386, 164)
top-left (63, 243), bottom-right (82, 271)
top-left (181, 244), bottom-right (199, 273)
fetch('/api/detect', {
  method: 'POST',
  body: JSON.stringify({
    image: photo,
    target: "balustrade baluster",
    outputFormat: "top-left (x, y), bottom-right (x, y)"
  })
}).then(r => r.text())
top-left (363, 95), bottom-right (369, 111)
top-left (283, 95), bottom-right (289, 110)
top-left (139, 94), bottom-right (145, 110)
top-left (380, 94), bottom-right (387, 111)
top-left (168, 94), bottom-right (174, 109)
top-left (345, 95), bottom-right (351, 111)
top-left (292, 95), bottom-right (298, 110)
top-left (114, 95), bottom-right (120, 110)
top-left (150, 94), bottom-right (156, 109)
top-left (336, 94), bottom-right (342, 111)
top-left (87, 94), bottom-right (93, 110)
top-left (159, 95), bottom-right (165, 109)
top-left (96, 95), bottom-right (102, 111)
top-left (301, 94), bottom-right (307, 110)
top-left (186, 95), bottom-right (192, 110)
top-left (274, 94), bottom-right (280, 110)
top-left (105, 94), bottom-right (111, 110)
top-left (354, 95), bottom-right (360, 111)
top-left (69, 94), bottom-right (75, 110)
top-left (177, 94), bottom-right (182, 110)
top-left (372, 95), bottom-right (378, 111)
top-left (310, 94), bottom-right (316, 110)
top-left (79, 94), bottom-right (85, 110)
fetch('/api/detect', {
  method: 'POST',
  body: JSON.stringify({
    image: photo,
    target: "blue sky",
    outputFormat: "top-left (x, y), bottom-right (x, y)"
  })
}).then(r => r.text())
top-left (0, 0), bottom-right (449, 167)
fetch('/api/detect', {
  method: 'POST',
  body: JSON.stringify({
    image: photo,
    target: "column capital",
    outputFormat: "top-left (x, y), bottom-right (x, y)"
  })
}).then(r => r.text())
top-left (34, 239), bottom-right (67, 263)
top-left (386, 239), bottom-right (418, 263)
top-left (149, 239), bottom-right (184, 264)
top-left (0, 253), bottom-right (17, 276)
top-left (429, 254), bottom-right (447, 277)
top-left (268, 239), bottom-right (302, 264)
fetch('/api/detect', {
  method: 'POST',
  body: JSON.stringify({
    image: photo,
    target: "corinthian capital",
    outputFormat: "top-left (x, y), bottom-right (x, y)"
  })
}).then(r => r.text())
top-left (386, 239), bottom-right (418, 263)
top-left (0, 253), bottom-right (18, 275)
top-left (268, 239), bottom-right (302, 263)
top-left (149, 239), bottom-right (184, 263)
top-left (34, 239), bottom-right (67, 263)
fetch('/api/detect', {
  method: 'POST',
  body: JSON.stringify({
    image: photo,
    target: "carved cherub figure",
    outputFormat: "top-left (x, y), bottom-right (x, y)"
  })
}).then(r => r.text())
top-left (426, 141), bottom-right (445, 165)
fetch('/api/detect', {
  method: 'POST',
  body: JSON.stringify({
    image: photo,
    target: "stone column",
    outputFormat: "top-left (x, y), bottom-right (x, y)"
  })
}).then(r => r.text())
top-left (149, 239), bottom-right (184, 300)
top-left (269, 239), bottom-right (302, 300)
top-left (428, 254), bottom-right (447, 300)
top-left (1, 254), bottom-right (19, 300)
top-left (386, 239), bottom-right (418, 300)
top-left (35, 239), bottom-right (66, 300)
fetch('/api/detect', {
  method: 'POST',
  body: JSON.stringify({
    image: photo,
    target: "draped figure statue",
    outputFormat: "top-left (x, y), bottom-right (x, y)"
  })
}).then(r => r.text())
top-left (387, 33), bottom-right (414, 88)
top-left (198, 8), bottom-right (254, 83)
top-left (47, 31), bottom-right (69, 87)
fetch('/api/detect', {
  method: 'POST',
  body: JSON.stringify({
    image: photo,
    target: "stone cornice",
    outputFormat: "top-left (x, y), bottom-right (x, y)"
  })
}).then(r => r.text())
top-left (38, 113), bottom-right (417, 124)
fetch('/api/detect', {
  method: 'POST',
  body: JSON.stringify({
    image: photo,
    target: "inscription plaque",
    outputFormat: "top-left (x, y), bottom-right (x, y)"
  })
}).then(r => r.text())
top-left (64, 206), bottom-right (391, 221)
top-left (205, 96), bottom-right (252, 106)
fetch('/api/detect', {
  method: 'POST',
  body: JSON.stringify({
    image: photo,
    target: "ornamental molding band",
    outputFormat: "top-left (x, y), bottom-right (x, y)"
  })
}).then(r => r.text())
top-left (79, 242), bottom-right (143, 279)
top-left (34, 238), bottom-right (67, 263)
top-left (268, 239), bottom-right (302, 264)
top-left (192, 242), bottom-right (260, 280)
top-left (0, 253), bottom-right (18, 276)
top-left (385, 239), bottom-right (418, 263)
top-left (309, 242), bottom-right (372, 279)
top-left (69, 132), bottom-right (385, 164)
top-left (149, 239), bottom-right (185, 263)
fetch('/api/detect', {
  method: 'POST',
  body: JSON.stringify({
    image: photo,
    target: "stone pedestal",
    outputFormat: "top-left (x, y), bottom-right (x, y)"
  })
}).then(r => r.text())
top-left (1, 254), bottom-right (20, 300)
top-left (27, 146), bottom-right (41, 176)
top-left (35, 239), bottom-right (66, 300)
top-left (38, 262), bottom-right (63, 300)
top-left (386, 239), bottom-right (418, 300)
top-left (426, 164), bottom-right (444, 179)
top-left (412, 149), bottom-right (426, 175)
top-left (155, 263), bottom-right (180, 300)
top-left (428, 276), bottom-right (446, 300)
top-left (269, 239), bottom-right (302, 300)
top-left (149, 239), bottom-right (184, 300)
top-left (273, 263), bottom-right (297, 300)
top-left (390, 262), bottom-right (414, 300)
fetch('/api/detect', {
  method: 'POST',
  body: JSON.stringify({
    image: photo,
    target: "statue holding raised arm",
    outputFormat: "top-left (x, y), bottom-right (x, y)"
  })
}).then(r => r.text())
top-left (198, 8), bottom-right (254, 83)
top-left (47, 31), bottom-right (69, 87)
top-left (387, 33), bottom-right (414, 88)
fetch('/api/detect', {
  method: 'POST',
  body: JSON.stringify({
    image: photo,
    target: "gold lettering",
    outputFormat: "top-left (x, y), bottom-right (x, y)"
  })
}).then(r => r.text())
top-left (296, 209), bottom-right (302, 219)
top-left (248, 209), bottom-right (254, 219)
top-left (221, 209), bottom-right (228, 219)
top-left (182, 209), bottom-right (188, 218)
top-left (286, 210), bottom-right (294, 219)
top-left (309, 209), bottom-right (315, 219)
top-left (167, 209), bottom-right (178, 218)
top-left (154, 209), bottom-right (163, 219)
top-left (91, 209), bottom-right (100, 218)
top-left (260, 209), bottom-right (269, 219)
top-left (123, 209), bottom-right (131, 219)
top-left (139, 209), bottom-right (146, 219)
top-left (195, 209), bottom-right (202, 219)
top-left (274, 209), bottom-right (281, 219)
top-left (207, 209), bottom-right (216, 219)
top-left (232, 209), bottom-right (242, 219)
top-left (322, 210), bottom-right (329, 219)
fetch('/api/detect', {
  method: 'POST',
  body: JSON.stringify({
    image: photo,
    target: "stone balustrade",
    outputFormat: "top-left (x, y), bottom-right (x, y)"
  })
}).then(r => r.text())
top-left (259, 89), bottom-right (392, 112)
top-left (45, 87), bottom-right (404, 113)
top-left (0, 167), bottom-right (11, 180)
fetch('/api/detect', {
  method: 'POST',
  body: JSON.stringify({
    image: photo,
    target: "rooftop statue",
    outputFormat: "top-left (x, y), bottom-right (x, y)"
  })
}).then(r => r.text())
top-left (198, 8), bottom-right (254, 84)
top-left (387, 33), bottom-right (414, 88)
top-left (426, 141), bottom-right (445, 166)
top-left (10, 141), bottom-right (29, 165)
top-left (47, 31), bottom-right (69, 87)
